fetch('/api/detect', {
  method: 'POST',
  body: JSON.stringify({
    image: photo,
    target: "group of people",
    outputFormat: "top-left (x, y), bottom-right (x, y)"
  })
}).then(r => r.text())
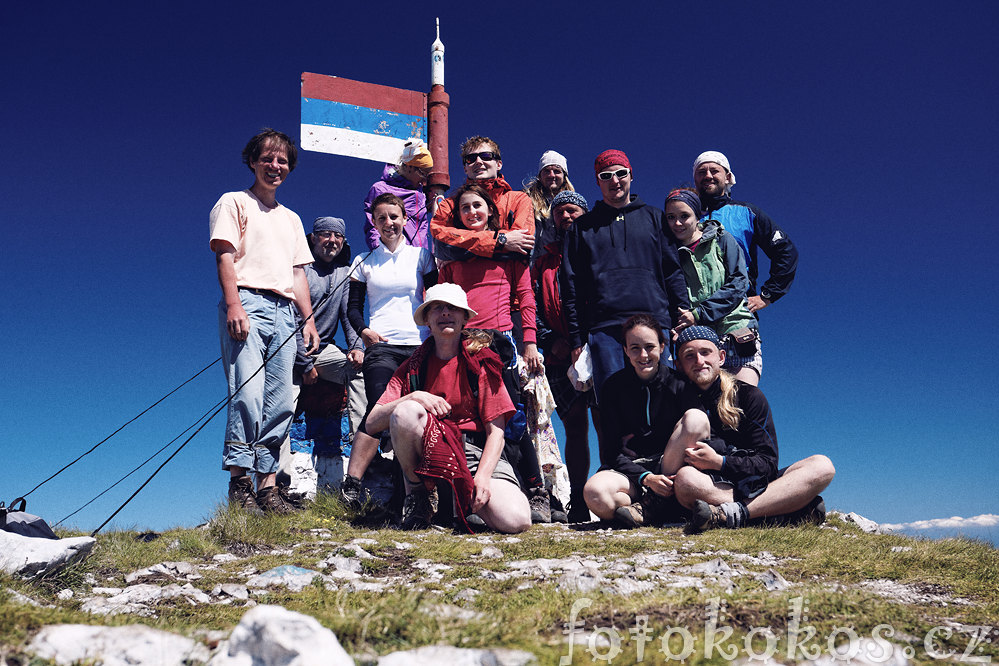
top-left (209, 127), bottom-right (834, 535)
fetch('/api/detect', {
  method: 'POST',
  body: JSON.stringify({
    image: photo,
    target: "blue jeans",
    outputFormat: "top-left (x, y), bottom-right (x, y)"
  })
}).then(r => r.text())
top-left (587, 329), bottom-right (628, 405)
top-left (219, 289), bottom-right (297, 474)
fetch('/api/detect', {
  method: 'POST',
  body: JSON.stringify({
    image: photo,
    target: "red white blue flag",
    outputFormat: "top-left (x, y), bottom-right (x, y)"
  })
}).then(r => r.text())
top-left (301, 72), bottom-right (427, 164)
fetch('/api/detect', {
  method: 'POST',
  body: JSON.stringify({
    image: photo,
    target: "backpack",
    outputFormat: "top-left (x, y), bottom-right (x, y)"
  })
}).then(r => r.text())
top-left (1, 497), bottom-right (59, 540)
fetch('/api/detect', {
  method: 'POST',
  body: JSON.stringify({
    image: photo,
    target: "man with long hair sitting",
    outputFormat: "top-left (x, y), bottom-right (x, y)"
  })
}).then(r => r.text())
top-left (671, 326), bottom-right (834, 533)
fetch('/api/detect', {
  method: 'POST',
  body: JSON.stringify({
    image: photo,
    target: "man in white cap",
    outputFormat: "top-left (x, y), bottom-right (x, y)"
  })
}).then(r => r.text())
top-left (364, 283), bottom-right (532, 533)
top-left (693, 151), bottom-right (798, 314)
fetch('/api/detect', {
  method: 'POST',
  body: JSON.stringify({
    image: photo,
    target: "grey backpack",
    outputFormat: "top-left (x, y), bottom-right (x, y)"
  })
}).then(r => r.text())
top-left (1, 497), bottom-right (58, 540)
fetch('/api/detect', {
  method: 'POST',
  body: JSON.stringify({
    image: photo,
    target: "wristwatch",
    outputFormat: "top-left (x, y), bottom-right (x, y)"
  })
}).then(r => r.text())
top-left (496, 232), bottom-right (507, 250)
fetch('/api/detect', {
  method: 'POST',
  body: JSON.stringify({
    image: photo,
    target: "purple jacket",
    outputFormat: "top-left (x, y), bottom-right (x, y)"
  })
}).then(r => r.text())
top-left (363, 164), bottom-right (430, 250)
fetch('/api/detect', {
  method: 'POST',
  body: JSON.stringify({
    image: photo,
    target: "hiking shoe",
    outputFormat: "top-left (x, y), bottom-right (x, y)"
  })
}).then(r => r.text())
top-left (340, 474), bottom-right (365, 508)
top-left (614, 501), bottom-right (645, 528)
top-left (228, 476), bottom-right (263, 516)
top-left (567, 500), bottom-right (591, 524)
top-left (256, 486), bottom-right (294, 515)
top-left (401, 485), bottom-right (438, 530)
top-left (464, 513), bottom-right (489, 533)
top-left (685, 499), bottom-right (727, 534)
top-left (278, 485), bottom-right (304, 511)
top-left (528, 487), bottom-right (551, 523)
top-left (548, 491), bottom-right (568, 524)
top-left (804, 496), bottom-right (826, 526)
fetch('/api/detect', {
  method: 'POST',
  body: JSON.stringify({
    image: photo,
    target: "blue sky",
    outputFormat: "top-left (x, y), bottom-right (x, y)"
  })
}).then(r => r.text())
top-left (2, 1), bottom-right (997, 535)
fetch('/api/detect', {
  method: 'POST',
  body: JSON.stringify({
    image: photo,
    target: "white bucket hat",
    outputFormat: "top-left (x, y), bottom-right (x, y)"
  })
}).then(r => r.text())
top-left (413, 283), bottom-right (478, 326)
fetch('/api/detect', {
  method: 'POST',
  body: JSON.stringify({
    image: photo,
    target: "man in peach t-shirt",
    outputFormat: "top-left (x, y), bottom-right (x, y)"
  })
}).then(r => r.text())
top-left (209, 128), bottom-right (319, 515)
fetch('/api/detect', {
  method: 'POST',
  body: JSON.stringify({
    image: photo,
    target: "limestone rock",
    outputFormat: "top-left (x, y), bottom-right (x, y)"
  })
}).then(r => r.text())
top-left (246, 565), bottom-right (327, 592)
top-left (833, 511), bottom-right (884, 534)
top-left (756, 568), bottom-right (791, 591)
top-left (81, 582), bottom-right (212, 616)
top-left (557, 566), bottom-right (604, 594)
top-left (28, 623), bottom-right (208, 666)
top-left (0, 531), bottom-right (95, 579)
top-left (807, 637), bottom-right (911, 665)
top-left (208, 604), bottom-right (353, 666)
top-left (378, 645), bottom-right (536, 665)
top-left (125, 560), bottom-right (197, 583)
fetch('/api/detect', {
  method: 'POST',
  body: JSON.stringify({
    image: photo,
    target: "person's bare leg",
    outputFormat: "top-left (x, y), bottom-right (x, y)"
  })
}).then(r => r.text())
top-left (476, 479), bottom-right (532, 533)
top-left (733, 366), bottom-right (759, 386)
top-left (583, 470), bottom-right (636, 520)
top-left (387, 401), bottom-right (428, 490)
top-left (661, 409), bottom-right (711, 475)
top-left (346, 431), bottom-right (381, 479)
top-left (673, 466), bottom-right (734, 509)
top-left (256, 472), bottom-right (276, 490)
top-left (743, 455), bottom-right (835, 518)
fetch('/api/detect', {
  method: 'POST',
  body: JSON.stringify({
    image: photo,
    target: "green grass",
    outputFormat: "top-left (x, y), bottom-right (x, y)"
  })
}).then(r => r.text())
top-left (2, 501), bottom-right (996, 665)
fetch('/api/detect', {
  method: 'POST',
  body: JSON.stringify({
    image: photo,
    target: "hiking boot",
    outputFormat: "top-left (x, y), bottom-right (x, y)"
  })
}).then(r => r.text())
top-left (256, 486), bottom-right (294, 515)
top-left (228, 476), bottom-right (263, 516)
top-left (340, 474), bottom-right (365, 508)
top-left (614, 501), bottom-right (645, 528)
top-left (803, 496), bottom-right (826, 526)
top-left (528, 487), bottom-right (551, 523)
top-left (548, 491), bottom-right (568, 524)
top-left (278, 485), bottom-right (304, 511)
top-left (567, 500), bottom-right (591, 524)
top-left (685, 499), bottom-right (727, 534)
top-left (400, 485), bottom-right (438, 530)
top-left (464, 513), bottom-right (489, 533)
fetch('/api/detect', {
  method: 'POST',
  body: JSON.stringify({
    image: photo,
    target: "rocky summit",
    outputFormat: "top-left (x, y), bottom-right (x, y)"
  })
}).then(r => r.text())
top-left (2, 509), bottom-right (996, 665)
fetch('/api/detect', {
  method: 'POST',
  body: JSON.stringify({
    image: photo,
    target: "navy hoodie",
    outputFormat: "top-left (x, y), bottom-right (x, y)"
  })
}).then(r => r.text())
top-left (560, 196), bottom-right (689, 348)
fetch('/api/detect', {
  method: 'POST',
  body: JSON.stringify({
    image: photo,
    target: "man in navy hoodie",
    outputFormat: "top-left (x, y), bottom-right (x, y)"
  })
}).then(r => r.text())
top-left (561, 149), bottom-right (689, 401)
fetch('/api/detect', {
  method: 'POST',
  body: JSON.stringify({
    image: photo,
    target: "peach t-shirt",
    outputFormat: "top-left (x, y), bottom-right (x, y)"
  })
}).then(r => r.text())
top-left (209, 190), bottom-right (313, 300)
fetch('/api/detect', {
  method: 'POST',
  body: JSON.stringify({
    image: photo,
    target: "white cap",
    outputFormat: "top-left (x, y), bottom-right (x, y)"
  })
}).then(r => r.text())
top-left (413, 283), bottom-right (478, 326)
top-left (538, 150), bottom-right (568, 176)
top-left (693, 150), bottom-right (736, 187)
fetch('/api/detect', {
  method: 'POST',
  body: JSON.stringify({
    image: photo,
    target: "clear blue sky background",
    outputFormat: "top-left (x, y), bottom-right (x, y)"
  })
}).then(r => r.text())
top-left (3, 1), bottom-right (997, 535)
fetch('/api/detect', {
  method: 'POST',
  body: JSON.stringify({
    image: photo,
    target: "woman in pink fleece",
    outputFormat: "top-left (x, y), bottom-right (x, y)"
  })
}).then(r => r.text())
top-left (439, 183), bottom-right (542, 374)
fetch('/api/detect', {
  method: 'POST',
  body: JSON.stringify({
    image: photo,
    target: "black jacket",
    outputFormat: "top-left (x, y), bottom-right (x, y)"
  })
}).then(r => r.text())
top-left (598, 361), bottom-right (700, 486)
top-left (695, 378), bottom-right (779, 501)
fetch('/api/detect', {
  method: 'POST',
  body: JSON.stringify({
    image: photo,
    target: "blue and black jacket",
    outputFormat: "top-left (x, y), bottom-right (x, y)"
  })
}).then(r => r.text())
top-left (699, 192), bottom-right (798, 303)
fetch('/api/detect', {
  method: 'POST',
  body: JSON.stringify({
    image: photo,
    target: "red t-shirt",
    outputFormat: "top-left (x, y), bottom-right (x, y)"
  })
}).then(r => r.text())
top-left (377, 352), bottom-right (515, 432)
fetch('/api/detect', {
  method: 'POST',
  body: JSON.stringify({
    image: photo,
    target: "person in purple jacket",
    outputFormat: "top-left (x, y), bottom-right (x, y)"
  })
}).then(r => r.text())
top-left (363, 139), bottom-right (433, 250)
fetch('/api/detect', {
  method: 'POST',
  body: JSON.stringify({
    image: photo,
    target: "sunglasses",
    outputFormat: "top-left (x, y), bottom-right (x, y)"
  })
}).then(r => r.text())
top-left (597, 168), bottom-right (630, 181)
top-left (462, 151), bottom-right (500, 165)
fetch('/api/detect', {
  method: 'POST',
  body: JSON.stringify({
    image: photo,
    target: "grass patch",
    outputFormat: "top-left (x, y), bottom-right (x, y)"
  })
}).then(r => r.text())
top-left (2, 508), bottom-right (996, 664)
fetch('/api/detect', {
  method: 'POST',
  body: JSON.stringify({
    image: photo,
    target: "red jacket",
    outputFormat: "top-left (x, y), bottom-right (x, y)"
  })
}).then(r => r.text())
top-left (431, 176), bottom-right (534, 258)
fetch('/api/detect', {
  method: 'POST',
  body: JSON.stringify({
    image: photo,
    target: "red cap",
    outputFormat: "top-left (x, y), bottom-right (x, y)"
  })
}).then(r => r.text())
top-left (594, 149), bottom-right (631, 176)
